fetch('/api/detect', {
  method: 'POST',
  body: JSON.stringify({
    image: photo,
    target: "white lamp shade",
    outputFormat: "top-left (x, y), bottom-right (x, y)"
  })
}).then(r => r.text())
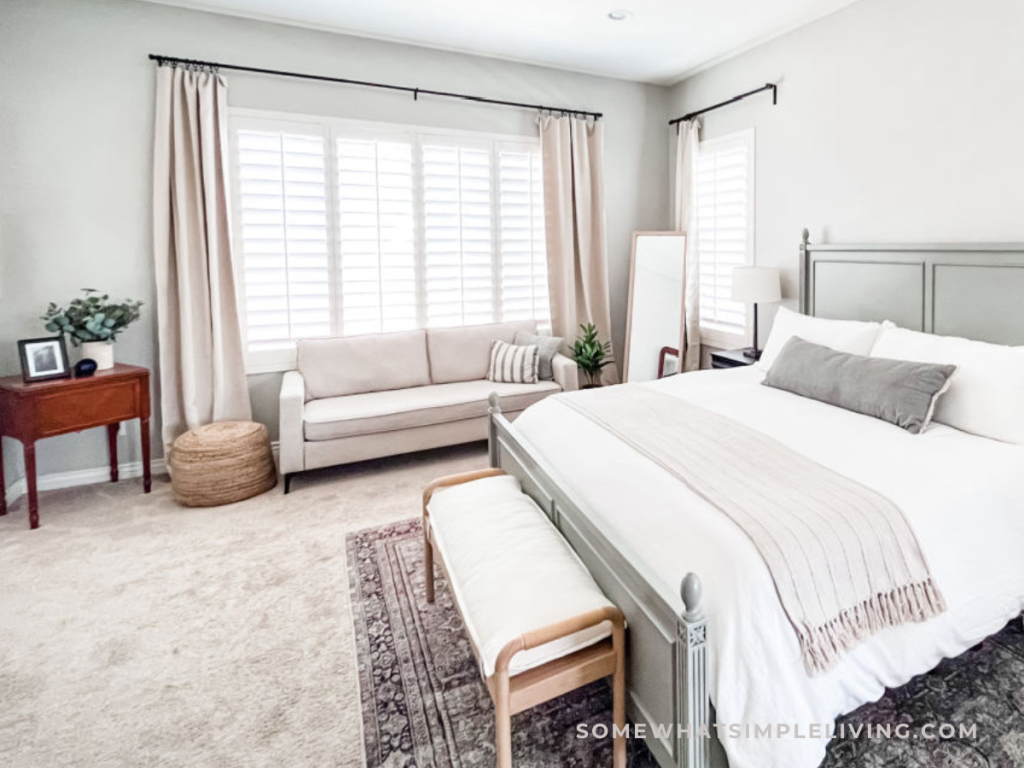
top-left (731, 266), bottom-right (781, 304)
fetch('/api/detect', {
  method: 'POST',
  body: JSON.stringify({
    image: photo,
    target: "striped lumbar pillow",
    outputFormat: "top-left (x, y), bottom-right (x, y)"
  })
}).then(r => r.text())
top-left (487, 341), bottom-right (540, 384)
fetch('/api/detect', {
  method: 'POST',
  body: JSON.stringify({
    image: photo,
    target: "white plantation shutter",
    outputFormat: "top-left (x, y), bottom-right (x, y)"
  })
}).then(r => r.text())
top-left (235, 127), bottom-right (331, 356)
top-left (695, 130), bottom-right (754, 339)
top-left (336, 134), bottom-right (417, 335)
top-left (422, 141), bottom-right (495, 327)
top-left (498, 143), bottom-right (549, 326)
top-left (230, 113), bottom-right (551, 371)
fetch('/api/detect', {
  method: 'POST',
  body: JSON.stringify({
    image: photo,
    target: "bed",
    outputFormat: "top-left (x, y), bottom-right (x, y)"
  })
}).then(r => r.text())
top-left (485, 233), bottom-right (1024, 768)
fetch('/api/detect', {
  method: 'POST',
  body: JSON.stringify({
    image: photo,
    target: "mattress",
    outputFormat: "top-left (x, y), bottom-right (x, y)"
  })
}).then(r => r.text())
top-left (513, 366), bottom-right (1024, 768)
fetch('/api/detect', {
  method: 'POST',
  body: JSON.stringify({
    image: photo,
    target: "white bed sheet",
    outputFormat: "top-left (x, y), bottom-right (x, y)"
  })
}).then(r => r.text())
top-left (513, 367), bottom-right (1024, 768)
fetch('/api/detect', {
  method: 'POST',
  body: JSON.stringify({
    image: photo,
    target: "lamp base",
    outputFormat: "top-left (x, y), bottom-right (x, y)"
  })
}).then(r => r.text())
top-left (740, 347), bottom-right (762, 361)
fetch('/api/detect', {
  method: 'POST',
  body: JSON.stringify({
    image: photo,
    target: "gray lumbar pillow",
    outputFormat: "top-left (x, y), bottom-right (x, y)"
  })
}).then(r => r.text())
top-left (514, 331), bottom-right (564, 381)
top-left (763, 336), bottom-right (957, 434)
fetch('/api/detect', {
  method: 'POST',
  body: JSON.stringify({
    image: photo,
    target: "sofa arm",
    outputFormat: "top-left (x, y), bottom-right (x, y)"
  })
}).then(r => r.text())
top-left (279, 370), bottom-right (306, 475)
top-left (551, 353), bottom-right (579, 392)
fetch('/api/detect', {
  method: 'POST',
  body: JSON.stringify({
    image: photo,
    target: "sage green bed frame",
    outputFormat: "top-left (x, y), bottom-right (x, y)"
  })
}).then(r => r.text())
top-left (799, 229), bottom-right (1024, 343)
top-left (487, 232), bottom-right (1024, 768)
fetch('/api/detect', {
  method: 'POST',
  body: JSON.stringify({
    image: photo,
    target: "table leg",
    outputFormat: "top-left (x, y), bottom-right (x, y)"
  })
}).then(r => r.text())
top-left (107, 423), bottom-right (119, 483)
top-left (141, 418), bottom-right (151, 494)
top-left (25, 442), bottom-right (38, 530)
top-left (0, 436), bottom-right (7, 517)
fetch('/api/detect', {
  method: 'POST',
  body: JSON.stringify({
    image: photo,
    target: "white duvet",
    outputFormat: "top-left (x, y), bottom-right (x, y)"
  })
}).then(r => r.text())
top-left (513, 367), bottom-right (1024, 768)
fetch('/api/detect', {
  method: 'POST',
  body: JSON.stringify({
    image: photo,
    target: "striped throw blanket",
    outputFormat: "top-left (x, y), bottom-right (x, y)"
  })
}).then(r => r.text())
top-left (557, 386), bottom-right (946, 675)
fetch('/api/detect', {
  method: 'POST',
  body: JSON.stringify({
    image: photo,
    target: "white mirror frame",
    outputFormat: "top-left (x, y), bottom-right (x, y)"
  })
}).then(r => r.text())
top-left (623, 231), bottom-right (688, 383)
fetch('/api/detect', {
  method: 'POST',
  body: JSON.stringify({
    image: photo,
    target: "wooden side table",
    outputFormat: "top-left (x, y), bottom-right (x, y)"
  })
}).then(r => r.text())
top-left (0, 363), bottom-right (151, 529)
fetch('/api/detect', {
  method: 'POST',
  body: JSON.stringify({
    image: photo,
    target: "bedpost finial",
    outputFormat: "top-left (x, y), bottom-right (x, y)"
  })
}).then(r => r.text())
top-left (801, 228), bottom-right (810, 245)
top-left (681, 573), bottom-right (702, 614)
top-left (488, 391), bottom-right (502, 412)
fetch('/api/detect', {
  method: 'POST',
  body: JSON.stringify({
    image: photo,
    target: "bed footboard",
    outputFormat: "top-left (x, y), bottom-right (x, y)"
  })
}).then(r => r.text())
top-left (679, 574), bottom-right (710, 768)
top-left (487, 394), bottom-right (718, 768)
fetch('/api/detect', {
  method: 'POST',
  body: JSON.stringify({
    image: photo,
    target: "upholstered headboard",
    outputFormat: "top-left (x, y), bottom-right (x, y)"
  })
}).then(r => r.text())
top-left (798, 229), bottom-right (1024, 345)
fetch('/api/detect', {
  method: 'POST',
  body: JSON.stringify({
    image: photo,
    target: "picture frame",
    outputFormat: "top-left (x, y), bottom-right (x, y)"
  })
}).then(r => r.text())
top-left (17, 336), bottom-right (72, 383)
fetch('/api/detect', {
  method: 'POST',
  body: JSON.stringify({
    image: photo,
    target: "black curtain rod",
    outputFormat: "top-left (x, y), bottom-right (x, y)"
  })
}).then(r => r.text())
top-left (148, 54), bottom-right (603, 120)
top-left (668, 82), bottom-right (776, 126)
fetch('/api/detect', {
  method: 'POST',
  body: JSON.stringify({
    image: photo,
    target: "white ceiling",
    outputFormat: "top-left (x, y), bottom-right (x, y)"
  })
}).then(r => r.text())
top-left (139, 0), bottom-right (862, 84)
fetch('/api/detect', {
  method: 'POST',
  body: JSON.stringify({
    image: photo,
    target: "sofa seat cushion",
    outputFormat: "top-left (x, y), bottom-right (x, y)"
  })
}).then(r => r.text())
top-left (427, 474), bottom-right (614, 677)
top-left (427, 321), bottom-right (538, 384)
top-left (298, 330), bottom-right (430, 400)
top-left (303, 379), bottom-right (560, 441)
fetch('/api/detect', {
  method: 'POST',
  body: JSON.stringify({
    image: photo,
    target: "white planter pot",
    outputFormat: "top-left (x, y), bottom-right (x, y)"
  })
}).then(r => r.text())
top-left (81, 341), bottom-right (115, 371)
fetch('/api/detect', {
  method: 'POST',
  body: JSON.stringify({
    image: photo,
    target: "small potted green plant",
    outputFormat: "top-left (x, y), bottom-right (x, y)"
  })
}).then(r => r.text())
top-left (42, 289), bottom-right (143, 371)
top-left (572, 323), bottom-right (614, 388)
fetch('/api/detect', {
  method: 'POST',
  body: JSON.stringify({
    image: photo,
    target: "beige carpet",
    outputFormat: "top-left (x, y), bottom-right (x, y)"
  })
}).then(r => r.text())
top-left (0, 443), bottom-right (488, 768)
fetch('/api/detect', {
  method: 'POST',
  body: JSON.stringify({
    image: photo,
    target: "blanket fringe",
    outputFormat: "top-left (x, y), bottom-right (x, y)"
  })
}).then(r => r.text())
top-left (799, 578), bottom-right (947, 676)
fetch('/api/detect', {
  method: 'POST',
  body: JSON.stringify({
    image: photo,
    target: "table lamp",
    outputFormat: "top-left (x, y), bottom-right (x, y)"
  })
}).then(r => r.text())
top-left (731, 266), bottom-right (782, 360)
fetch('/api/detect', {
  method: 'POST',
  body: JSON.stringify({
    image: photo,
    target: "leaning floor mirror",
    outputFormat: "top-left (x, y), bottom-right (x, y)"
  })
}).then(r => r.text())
top-left (623, 232), bottom-right (688, 382)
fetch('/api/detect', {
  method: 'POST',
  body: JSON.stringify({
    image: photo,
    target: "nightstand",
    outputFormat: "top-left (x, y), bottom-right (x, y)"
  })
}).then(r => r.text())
top-left (710, 349), bottom-right (758, 370)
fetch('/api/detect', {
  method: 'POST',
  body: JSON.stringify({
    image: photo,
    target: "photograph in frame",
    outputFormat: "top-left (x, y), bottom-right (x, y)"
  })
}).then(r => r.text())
top-left (17, 336), bottom-right (72, 383)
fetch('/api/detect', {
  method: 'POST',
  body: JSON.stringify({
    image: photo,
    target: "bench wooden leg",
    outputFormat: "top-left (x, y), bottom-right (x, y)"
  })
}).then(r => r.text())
top-left (424, 525), bottom-right (435, 604)
top-left (494, 670), bottom-right (513, 768)
top-left (612, 621), bottom-right (627, 768)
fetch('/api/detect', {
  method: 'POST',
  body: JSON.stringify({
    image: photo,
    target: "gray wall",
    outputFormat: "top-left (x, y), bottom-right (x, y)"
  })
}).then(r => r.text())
top-left (0, 0), bottom-right (670, 487)
top-left (668, 0), bottom-right (1024, 347)
top-left (9, 0), bottom-right (1020, 491)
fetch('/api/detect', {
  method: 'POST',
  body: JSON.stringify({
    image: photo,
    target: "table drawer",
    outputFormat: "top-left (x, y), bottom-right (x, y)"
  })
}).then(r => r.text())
top-left (33, 381), bottom-right (138, 436)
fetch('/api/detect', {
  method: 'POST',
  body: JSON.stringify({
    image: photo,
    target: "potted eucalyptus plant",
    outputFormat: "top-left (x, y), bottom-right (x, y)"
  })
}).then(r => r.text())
top-left (572, 323), bottom-right (614, 388)
top-left (42, 289), bottom-right (143, 371)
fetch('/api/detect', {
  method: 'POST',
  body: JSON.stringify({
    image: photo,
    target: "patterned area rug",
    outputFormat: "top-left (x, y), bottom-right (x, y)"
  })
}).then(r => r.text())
top-left (348, 518), bottom-right (1024, 768)
top-left (822, 621), bottom-right (1024, 768)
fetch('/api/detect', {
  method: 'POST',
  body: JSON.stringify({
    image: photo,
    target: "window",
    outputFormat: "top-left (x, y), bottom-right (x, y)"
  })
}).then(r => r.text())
top-left (229, 111), bottom-right (548, 372)
top-left (694, 129), bottom-right (754, 348)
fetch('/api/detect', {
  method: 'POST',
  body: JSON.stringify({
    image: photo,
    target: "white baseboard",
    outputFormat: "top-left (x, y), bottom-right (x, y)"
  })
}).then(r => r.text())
top-left (3, 458), bottom-right (167, 508)
top-left (3, 442), bottom-right (280, 508)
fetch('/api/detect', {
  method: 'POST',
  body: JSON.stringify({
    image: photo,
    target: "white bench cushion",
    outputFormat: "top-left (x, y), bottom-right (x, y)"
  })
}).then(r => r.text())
top-left (303, 380), bottom-right (560, 441)
top-left (428, 475), bottom-right (613, 677)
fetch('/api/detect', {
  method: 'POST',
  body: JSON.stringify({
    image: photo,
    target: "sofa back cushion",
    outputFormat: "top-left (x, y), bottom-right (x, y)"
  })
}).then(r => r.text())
top-left (427, 321), bottom-right (538, 384)
top-left (298, 330), bottom-right (431, 400)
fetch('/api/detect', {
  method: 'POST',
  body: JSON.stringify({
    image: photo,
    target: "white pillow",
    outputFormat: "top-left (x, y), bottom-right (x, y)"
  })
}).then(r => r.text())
top-left (870, 325), bottom-right (1024, 444)
top-left (757, 307), bottom-right (883, 371)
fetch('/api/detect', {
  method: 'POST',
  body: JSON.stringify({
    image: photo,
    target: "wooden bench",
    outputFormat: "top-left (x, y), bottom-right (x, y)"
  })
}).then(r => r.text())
top-left (423, 468), bottom-right (626, 768)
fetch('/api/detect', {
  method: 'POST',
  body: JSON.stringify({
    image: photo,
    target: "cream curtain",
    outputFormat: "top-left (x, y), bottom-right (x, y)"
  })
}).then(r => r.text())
top-left (153, 65), bottom-right (251, 453)
top-left (539, 115), bottom-right (619, 385)
top-left (673, 119), bottom-right (702, 372)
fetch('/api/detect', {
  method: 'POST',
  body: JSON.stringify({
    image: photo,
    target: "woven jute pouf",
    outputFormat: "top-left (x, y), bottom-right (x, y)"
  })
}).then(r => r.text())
top-left (169, 421), bottom-right (277, 507)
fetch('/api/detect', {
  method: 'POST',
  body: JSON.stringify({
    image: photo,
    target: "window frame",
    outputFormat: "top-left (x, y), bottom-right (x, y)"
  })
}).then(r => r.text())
top-left (227, 107), bottom-right (546, 374)
top-left (695, 128), bottom-right (756, 351)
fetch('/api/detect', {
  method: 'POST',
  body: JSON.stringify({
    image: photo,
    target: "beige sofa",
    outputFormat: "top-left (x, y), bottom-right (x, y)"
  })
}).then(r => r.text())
top-left (278, 320), bottom-right (577, 492)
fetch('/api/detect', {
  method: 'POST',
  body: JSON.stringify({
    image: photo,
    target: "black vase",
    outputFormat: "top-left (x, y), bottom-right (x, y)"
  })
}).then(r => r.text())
top-left (74, 358), bottom-right (98, 377)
